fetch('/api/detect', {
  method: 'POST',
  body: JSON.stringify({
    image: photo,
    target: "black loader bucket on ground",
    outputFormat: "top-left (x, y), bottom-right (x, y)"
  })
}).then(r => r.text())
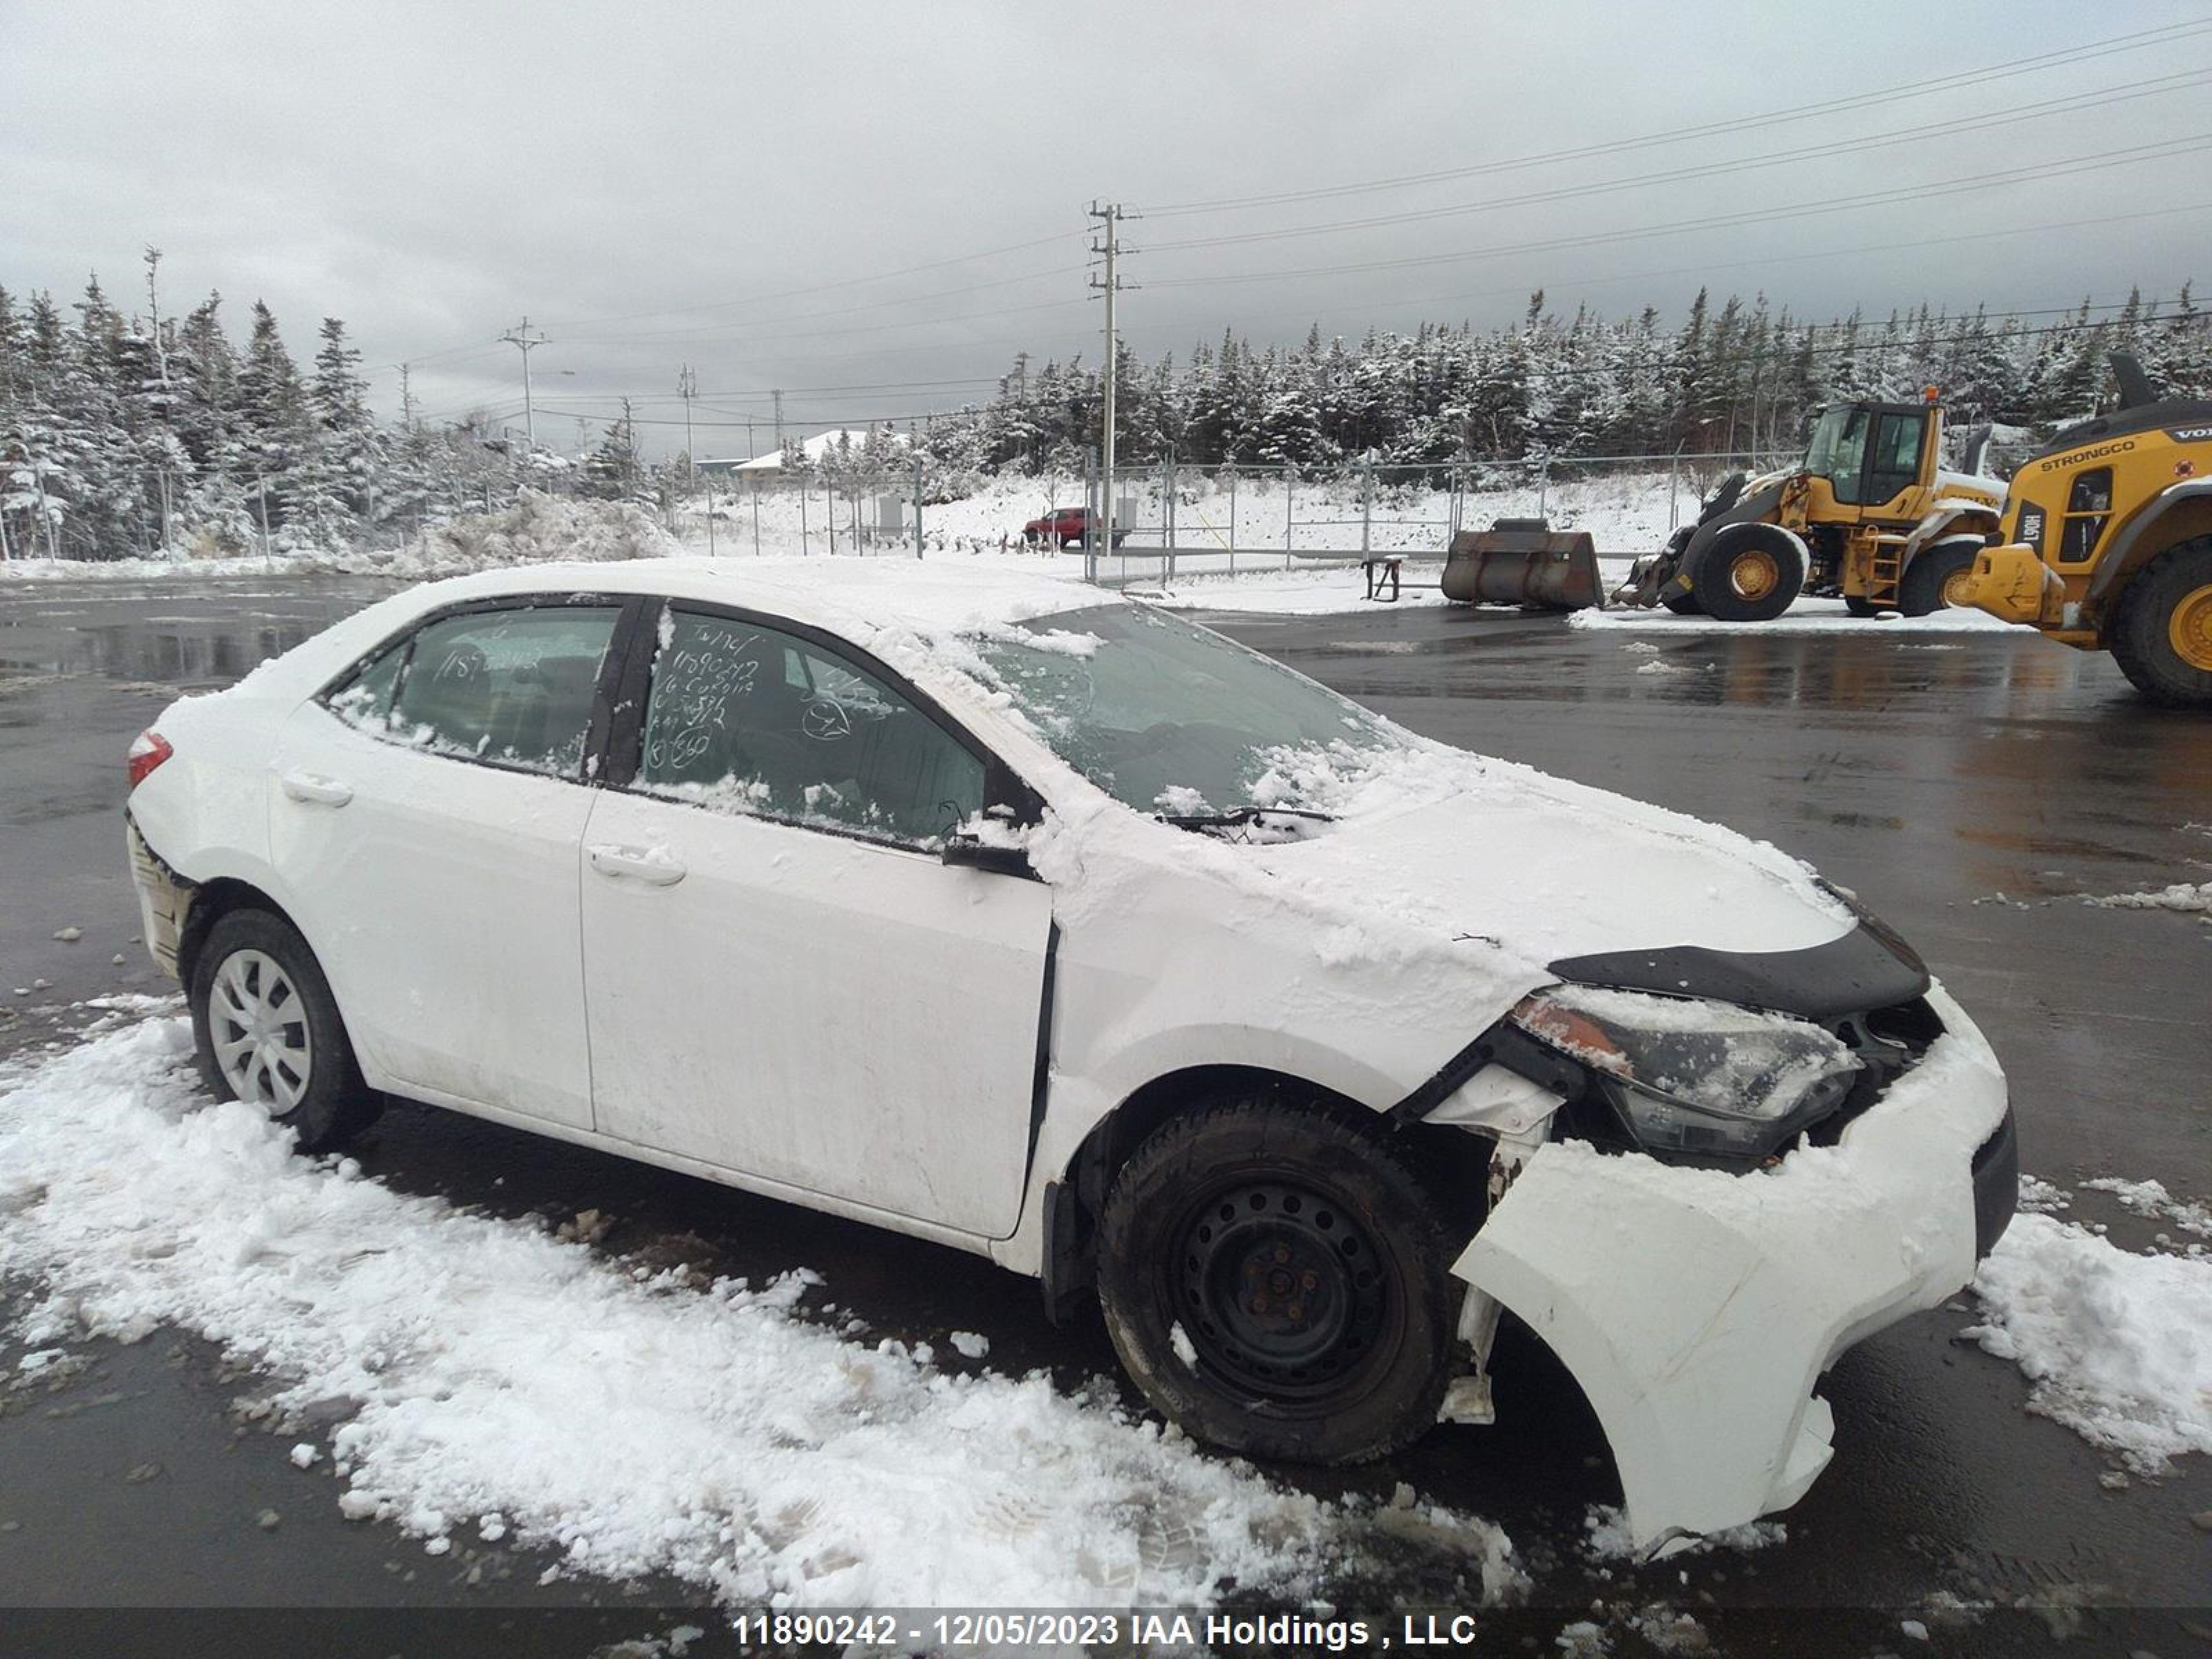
top-left (1441, 518), bottom-right (1602, 610)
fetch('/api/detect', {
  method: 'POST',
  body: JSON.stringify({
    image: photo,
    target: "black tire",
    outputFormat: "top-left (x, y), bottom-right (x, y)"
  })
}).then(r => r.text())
top-left (2108, 538), bottom-right (2212, 710)
top-left (1688, 524), bottom-right (1803, 622)
top-left (1661, 588), bottom-right (1704, 615)
top-left (1897, 538), bottom-right (1983, 618)
top-left (189, 909), bottom-right (380, 1153)
top-left (1096, 1095), bottom-right (1459, 1465)
top-left (1844, 595), bottom-right (1884, 617)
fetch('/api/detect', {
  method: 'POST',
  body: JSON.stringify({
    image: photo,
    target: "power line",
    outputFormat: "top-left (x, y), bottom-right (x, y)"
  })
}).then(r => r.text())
top-left (1146, 70), bottom-right (2212, 254)
top-left (1147, 18), bottom-right (2212, 216)
top-left (1147, 135), bottom-right (2212, 290)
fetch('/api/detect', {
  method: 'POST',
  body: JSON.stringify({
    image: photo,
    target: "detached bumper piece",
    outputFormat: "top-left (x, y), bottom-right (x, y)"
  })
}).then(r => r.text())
top-left (1450, 986), bottom-right (2009, 1555)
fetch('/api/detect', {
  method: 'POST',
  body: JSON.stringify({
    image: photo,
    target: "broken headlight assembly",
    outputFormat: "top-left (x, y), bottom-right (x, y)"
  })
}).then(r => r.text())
top-left (1509, 984), bottom-right (1861, 1165)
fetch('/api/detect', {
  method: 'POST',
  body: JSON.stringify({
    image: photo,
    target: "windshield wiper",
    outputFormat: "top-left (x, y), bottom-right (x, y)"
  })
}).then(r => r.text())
top-left (1156, 805), bottom-right (1335, 838)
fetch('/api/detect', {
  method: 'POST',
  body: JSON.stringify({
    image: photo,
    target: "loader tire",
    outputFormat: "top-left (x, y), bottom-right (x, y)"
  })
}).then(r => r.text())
top-left (1897, 538), bottom-right (1983, 618)
top-left (1662, 588), bottom-right (1705, 615)
top-left (1096, 1094), bottom-right (1459, 1465)
top-left (2108, 538), bottom-right (2212, 710)
top-left (1689, 524), bottom-right (1803, 622)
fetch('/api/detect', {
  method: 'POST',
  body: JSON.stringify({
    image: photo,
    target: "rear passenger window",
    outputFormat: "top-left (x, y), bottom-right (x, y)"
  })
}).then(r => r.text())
top-left (637, 608), bottom-right (984, 845)
top-left (330, 606), bottom-right (620, 780)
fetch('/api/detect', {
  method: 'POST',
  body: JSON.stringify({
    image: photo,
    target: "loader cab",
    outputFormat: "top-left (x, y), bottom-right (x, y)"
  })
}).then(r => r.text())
top-left (1800, 402), bottom-right (1936, 512)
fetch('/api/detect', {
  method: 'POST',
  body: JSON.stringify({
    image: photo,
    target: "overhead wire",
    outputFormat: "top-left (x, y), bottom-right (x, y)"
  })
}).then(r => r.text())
top-left (1146, 17), bottom-right (2212, 216)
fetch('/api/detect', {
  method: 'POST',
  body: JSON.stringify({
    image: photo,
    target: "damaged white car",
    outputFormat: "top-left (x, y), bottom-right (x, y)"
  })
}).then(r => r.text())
top-left (123, 562), bottom-right (2016, 1553)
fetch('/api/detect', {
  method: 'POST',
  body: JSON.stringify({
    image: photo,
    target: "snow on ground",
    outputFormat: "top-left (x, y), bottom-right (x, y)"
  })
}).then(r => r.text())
top-left (1128, 563), bottom-right (1454, 616)
top-left (2081, 879), bottom-right (2212, 916)
top-left (0, 1014), bottom-right (1524, 1608)
top-left (1964, 1210), bottom-right (2212, 1473)
top-left (1580, 1503), bottom-right (1786, 1563)
top-left (1569, 596), bottom-right (2020, 636)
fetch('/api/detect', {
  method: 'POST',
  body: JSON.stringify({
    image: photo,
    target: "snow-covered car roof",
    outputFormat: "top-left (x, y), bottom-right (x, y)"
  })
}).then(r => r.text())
top-left (395, 556), bottom-right (1127, 642)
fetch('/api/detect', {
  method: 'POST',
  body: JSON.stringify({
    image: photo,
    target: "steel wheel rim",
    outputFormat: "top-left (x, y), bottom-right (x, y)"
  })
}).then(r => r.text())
top-left (1731, 549), bottom-right (1779, 601)
top-left (209, 948), bottom-right (314, 1116)
top-left (1172, 1177), bottom-right (1394, 1404)
top-left (2169, 583), bottom-right (2212, 672)
top-left (1941, 568), bottom-right (1974, 608)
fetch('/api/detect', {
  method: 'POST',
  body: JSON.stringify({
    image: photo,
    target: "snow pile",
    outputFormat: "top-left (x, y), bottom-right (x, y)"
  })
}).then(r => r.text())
top-left (2081, 880), bottom-right (2212, 916)
top-left (2079, 1177), bottom-right (2212, 1239)
top-left (1965, 1212), bottom-right (2212, 1472)
top-left (1571, 597), bottom-right (2019, 635)
top-left (376, 491), bottom-right (683, 575)
top-left (0, 1016), bottom-right (1522, 1608)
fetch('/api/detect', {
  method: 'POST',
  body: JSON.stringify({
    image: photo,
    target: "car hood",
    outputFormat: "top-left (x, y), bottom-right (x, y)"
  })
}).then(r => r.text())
top-left (1239, 757), bottom-right (1900, 1010)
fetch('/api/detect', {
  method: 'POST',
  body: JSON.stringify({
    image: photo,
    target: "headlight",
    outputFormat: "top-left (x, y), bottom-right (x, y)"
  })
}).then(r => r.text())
top-left (1509, 984), bottom-right (1860, 1163)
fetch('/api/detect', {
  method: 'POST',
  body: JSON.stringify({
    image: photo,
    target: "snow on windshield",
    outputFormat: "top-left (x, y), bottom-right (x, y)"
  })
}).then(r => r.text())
top-left (971, 605), bottom-right (1396, 816)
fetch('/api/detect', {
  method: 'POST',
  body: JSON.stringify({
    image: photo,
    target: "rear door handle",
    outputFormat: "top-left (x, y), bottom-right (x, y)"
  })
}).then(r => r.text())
top-left (588, 843), bottom-right (686, 886)
top-left (280, 771), bottom-right (353, 807)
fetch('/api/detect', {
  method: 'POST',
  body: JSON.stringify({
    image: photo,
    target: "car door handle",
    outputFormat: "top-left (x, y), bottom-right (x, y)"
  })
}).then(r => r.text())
top-left (279, 771), bottom-right (353, 807)
top-left (588, 843), bottom-right (686, 886)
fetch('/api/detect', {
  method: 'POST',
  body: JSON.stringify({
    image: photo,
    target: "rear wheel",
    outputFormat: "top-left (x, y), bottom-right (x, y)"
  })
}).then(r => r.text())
top-left (1689, 525), bottom-right (1803, 622)
top-left (1096, 1095), bottom-right (1459, 1464)
top-left (2108, 539), bottom-right (2212, 709)
top-left (1897, 538), bottom-right (1983, 617)
top-left (1845, 595), bottom-right (1885, 617)
top-left (189, 910), bottom-right (380, 1152)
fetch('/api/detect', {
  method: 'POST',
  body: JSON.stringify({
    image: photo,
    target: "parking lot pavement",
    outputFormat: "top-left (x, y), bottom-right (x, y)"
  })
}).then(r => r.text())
top-left (1, 574), bottom-right (2206, 1651)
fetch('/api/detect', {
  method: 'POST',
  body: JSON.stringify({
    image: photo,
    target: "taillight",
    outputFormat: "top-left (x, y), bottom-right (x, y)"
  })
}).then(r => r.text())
top-left (127, 729), bottom-right (173, 789)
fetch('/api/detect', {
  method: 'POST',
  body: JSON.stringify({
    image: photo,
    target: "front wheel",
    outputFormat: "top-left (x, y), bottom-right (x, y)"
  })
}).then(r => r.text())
top-left (2108, 538), bottom-right (2212, 709)
top-left (1096, 1096), bottom-right (1459, 1464)
top-left (1897, 538), bottom-right (1983, 617)
top-left (1689, 525), bottom-right (1803, 622)
top-left (189, 910), bottom-right (380, 1152)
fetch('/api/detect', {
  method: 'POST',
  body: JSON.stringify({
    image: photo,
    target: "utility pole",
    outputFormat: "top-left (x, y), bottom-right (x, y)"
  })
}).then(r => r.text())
top-left (398, 362), bottom-right (417, 430)
top-left (771, 389), bottom-right (785, 458)
top-left (500, 318), bottom-right (548, 456)
top-left (679, 364), bottom-right (711, 553)
top-left (1087, 201), bottom-right (1136, 565)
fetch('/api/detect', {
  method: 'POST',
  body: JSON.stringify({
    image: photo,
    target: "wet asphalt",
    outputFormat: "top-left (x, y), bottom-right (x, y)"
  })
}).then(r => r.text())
top-left (0, 573), bottom-right (2207, 1656)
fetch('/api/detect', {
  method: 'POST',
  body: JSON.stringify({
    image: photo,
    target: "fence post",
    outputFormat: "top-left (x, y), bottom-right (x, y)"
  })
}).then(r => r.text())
top-left (1083, 450), bottom-right (1097, 584)
top-left (1228, 466), bottom-right (1237, 575)
top-left (1361, 460), bottom-right (1374, 560)
top-left (1537, 458), bottom-right (1550, 521)
top-left (913, 454), bottom-right (924, 559)
top-left (1284, 465), bottom-right (1293, 571)
top-left (1164, 455), bottom-right (1176, 585)
top-left (798, 478), bottom-right (809, 555)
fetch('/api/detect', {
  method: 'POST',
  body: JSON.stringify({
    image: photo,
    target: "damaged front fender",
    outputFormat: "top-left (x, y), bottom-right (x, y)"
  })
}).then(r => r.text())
top-left (1452, 984), bottom-right (2010, 1555)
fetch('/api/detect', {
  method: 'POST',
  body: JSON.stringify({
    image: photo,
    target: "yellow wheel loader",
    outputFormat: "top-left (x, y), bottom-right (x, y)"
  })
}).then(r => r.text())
top-left (1615, 393), bottom-right (2005, 621)
top-left (1962, 353), bottom-right (2212, 709)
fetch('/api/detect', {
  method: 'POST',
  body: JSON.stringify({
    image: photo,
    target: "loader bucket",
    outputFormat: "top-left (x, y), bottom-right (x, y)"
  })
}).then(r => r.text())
top-left (1442, 518), bottom-right (1602, 610)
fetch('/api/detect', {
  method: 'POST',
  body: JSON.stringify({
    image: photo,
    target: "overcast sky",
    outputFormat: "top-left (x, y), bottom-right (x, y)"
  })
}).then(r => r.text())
top-left (6, 0), bottom-right (2209, 456)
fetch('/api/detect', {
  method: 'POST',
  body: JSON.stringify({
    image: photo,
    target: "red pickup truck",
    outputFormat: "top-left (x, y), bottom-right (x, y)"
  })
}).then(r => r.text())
top-left (1020, 506), bottom-right (1127, 549)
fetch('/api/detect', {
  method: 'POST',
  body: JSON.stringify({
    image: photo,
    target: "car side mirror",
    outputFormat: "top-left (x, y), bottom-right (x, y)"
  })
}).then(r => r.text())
top-left (941, 833), bottom-right (1033, 878)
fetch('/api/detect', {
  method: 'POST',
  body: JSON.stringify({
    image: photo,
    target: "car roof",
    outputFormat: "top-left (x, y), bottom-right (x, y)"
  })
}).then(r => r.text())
top-left (395, 557), bottom-right (1132, 641)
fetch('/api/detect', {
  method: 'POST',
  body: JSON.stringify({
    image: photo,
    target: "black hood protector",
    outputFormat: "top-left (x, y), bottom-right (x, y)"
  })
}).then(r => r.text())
top-left (1547, 914), bottom-right (1929, 1022)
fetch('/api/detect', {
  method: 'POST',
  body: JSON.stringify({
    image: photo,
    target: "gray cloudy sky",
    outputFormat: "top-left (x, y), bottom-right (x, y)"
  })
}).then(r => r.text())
top-left (5, 0), bottom-right (2209, 456)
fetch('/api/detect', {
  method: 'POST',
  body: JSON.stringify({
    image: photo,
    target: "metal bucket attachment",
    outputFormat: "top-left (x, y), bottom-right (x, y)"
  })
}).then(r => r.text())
top-left (1442, 518), bottom-right (1602, 610)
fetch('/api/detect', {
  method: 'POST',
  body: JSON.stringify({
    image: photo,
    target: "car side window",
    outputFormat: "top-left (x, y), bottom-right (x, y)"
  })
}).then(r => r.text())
top-left (637, 608), bottom-right (985, 846)
top-left (329, 606), bottom-right (620, 780)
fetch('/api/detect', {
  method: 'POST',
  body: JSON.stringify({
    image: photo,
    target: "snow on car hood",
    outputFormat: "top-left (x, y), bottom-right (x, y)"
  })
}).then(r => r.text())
top-left (1233, 737), bottom-right (1855, 971)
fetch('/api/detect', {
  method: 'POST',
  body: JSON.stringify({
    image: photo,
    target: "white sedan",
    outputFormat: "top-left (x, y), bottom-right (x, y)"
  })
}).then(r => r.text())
top-left (124, 561), bottom-right (2016, 1553)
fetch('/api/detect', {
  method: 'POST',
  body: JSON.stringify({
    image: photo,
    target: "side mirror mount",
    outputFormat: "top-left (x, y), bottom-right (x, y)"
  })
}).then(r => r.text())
top-left (941, 833), bottom-right (1035, 879)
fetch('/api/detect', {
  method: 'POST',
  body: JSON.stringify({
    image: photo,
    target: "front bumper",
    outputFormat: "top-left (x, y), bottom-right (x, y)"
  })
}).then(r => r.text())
top-left (1452, 983), bottom-right (2011, 1555)
top-left (1961, 543), bottom-right (2062, 627)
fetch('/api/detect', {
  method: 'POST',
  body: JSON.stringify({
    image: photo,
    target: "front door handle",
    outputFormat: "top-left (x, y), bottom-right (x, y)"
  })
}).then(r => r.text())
top-left (280, 771), bottom-right (353, 807)
top-left (588, 843), bottom-right (686, 886)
